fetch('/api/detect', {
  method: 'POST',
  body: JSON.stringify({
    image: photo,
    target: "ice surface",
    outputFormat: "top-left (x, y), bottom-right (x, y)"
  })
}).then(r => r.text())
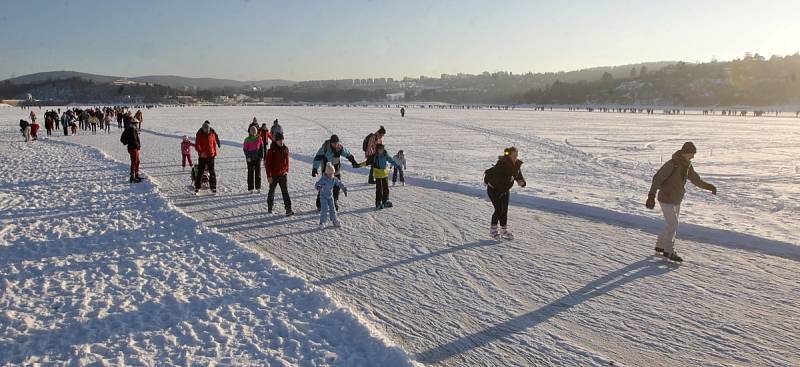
top-left (1, 106), bottom-right (798, 366)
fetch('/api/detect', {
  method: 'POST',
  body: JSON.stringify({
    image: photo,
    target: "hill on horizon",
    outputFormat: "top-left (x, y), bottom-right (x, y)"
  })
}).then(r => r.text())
top-left (1, 71), bottom-right (295, 90)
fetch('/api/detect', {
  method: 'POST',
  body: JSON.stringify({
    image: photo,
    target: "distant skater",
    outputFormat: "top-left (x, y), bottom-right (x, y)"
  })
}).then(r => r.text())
top-left (646, 142), bottom-right (717, 262)
top-left (392, 150), bottom-right (407, 186)
top-left (484, 147), bottom-right (526, 240)
top-left (19, 119), bottom-right (30, 142)
top-left (120, 118), bottom-right (143, 183)
top-left (400, 107), bottom-right (405, 117)
top-left (181, 136), bottom-right (194, 169)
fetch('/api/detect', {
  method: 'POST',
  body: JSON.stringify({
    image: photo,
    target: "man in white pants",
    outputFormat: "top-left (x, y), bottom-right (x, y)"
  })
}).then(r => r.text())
top-left (646, 142), bottom-right (717, 262)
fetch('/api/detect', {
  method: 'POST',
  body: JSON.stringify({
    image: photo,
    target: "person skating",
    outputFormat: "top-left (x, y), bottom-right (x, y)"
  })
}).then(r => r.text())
top-left (371, 144), bottom-right (401, 209)
top-left (646, 142), bottom-right (717, 262)
top-left (89, 111), bottom-right (99, 135)
top-left (19, 119), bottom-right (31, 142)
top-left (194, 121), bottom-right (221, 194)
top-left (400, 107), bottom-right (405, 117)
top-left (44, 111), bottom-right (54, 137)
top-left (60, 112), bottom-right (70, 136)
top-left (484, 147), bottom-right (526, 240)
top-left (103, 112), bottom-right (112, 133)
top-left (312, 134), bottom-right (360, 211)
top-left (134, 110), bottom-right (143, 127)
top-left (120, 118), bottom-right (143, 183)
top-left (315, 162), bottom-right (348, 228)
top-left (29, 119), bottom-right (40, 141)
top-left (265, 132), bottom-right (293, 216)
top-left (181, 136), bottom-right (194, 170)
top-left (363, 126), bottom-right (386, 184)
top-left (258, 123), bottom-right (272, 156)
top-left (248, 117), bottom-right (259, 133)
top-left (270, 119), bottom-right (283, 139)
top-left (243, 126), bottom-right (264, 194)
top-left (392, 150), bottom-right (407, 186)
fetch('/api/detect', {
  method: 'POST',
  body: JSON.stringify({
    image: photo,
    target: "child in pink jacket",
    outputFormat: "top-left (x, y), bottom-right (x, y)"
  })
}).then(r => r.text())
top-left (181, 136), bottom-right (195, 169)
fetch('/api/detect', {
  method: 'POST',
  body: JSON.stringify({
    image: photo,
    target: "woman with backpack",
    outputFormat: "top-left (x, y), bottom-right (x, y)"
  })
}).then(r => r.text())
top-left (363, 126), bottom-right (385, 184)
top-left (484, 147), bottom-right (526, 240)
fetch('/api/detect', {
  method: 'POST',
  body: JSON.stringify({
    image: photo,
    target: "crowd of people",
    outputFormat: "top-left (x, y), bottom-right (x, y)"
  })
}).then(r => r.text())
top-left (17, 106), bottom-right (146, 140)
top-left (19, 106), bottom-right (717, 262)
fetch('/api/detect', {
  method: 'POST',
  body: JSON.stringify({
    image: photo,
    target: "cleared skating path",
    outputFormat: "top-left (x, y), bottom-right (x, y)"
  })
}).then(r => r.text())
top-left (69, 122), bottom-right (799, 366)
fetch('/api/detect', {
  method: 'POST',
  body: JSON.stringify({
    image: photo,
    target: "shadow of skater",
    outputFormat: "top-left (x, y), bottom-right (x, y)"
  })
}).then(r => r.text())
top-left (416, 257), bottom-right (675, 364)
top-left (314, 240), bottom-right (498, 286)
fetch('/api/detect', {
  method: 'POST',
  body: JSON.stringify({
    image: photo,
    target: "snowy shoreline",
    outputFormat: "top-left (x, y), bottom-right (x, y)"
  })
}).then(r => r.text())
top-left (0, 127), bottom-right (415, 366)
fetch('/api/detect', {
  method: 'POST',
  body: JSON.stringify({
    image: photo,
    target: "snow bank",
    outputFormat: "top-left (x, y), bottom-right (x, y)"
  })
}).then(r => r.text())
top-left (0, 127), bottom-right (415, 366)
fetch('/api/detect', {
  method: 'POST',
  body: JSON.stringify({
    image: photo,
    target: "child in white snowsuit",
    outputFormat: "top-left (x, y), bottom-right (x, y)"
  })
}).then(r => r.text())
top-left (315, 162), bottom-right (348, 228)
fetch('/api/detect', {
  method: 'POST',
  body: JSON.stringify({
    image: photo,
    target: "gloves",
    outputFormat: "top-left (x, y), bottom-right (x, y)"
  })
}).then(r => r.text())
top-left (312, 168), bottom-right (318, 177)
top-left (343, 189), bottom-right (348, 197)
top-left (709, 184), bottom-right (717, 195)
top-left (347, 155), bottom-right (359, 168)
top-left (516, 178), bottom-right (526, 188)
top-left (645, 196), bottom-right (655, 209)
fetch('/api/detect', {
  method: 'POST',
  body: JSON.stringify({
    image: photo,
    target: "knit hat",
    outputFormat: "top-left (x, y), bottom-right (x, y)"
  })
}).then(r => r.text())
top-left (324, 162), bottom-right (336, 175)
top-left (330, 134), bottom-right (340, 144)
top-left (274, 132), bottom-right (284, 141)
top-left (203, 120), bottom-right (211, 127)
top-left (182, 135), bottom-right (189, 142)
top-left (680, 142), bottom-right (697, 154)
top-left (377, 125), bottom-right (386, 135)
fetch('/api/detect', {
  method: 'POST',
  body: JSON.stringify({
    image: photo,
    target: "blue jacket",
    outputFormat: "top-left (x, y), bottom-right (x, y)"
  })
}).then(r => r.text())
top-left (315, 175), bottom-right (347, 199)
top-left (313, 140), bottom-right (356, 170)
top-left (372, 152), bottom-right (399, 170)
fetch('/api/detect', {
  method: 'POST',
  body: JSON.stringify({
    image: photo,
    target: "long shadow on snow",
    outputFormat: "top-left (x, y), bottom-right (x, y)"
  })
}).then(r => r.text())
top-left (234, 207), bottom-right (377, 234)
top-left (140, 129), bottom-right (799, 261)
top-left (415, 257), bottom-right (676, 364)
top-left (314, 239), bottom-right (497, 286)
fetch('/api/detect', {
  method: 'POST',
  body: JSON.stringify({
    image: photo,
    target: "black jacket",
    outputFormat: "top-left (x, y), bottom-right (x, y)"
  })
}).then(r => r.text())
top-left (486, 156), bottom-right (525, 192)
top-left (120, 126), bottom-right (141, 150)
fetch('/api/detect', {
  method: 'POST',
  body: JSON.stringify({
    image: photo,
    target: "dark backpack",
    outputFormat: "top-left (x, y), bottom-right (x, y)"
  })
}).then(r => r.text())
top-left (362, 133), bottom-right (373, 152)
top-left (483, 165), bottom-right (496, 186)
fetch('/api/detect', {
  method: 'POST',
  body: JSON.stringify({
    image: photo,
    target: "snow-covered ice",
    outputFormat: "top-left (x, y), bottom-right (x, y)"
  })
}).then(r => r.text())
top-left (0, 124), bottom-right (413, 366)
top-left (2, 106), bottom-right (798, 366)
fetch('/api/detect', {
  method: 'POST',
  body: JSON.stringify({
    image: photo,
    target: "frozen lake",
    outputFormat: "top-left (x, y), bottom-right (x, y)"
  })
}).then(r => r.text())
top-left (2, 105), bottom-right (798, 366)
top-left (21, 105), bottom-right (792, 245)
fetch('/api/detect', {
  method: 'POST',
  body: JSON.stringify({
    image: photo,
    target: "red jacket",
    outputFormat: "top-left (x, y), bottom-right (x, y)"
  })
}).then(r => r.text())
top-left (195, 128), bottom-right (220, 158)
top-left (259, 128), bottom-right (272, 146)
top-left (265, 143), bottom-right (289, 177)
